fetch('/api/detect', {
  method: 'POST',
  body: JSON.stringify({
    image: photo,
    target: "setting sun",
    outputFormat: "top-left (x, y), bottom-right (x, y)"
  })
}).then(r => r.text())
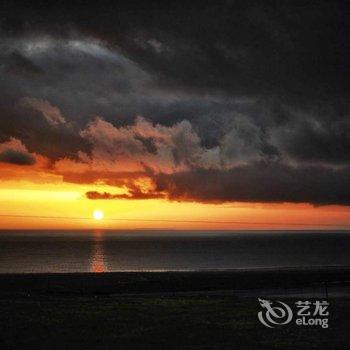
top-left (93, 210), bottom-right (104, 221)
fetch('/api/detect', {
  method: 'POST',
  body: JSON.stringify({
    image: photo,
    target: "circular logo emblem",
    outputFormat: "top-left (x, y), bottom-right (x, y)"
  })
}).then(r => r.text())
top-left (258, 298), bottom-right (293, 328)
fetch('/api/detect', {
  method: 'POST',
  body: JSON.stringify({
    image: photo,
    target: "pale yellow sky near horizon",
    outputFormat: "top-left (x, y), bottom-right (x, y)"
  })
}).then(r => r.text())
top-left (1, 179), bottom-right (350, 230)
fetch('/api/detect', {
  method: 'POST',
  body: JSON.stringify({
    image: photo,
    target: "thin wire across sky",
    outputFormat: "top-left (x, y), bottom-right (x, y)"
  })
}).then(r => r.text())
top-left (0, 214), bottom-right (349, 227)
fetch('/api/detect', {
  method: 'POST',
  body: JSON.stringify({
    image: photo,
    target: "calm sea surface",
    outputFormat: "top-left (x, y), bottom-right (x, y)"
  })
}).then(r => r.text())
top-left (0, 230), bottom-right (349, 273)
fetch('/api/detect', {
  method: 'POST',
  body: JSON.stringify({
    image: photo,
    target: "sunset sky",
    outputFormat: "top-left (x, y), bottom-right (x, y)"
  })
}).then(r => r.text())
top-left (0, 1), bottom-right (350, 229)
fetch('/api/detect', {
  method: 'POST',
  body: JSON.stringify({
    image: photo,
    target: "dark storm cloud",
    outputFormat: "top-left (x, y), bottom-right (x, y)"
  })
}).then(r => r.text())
top-left (104, 2), bottom-right (349, 101)
top-left (2, 51), bottom-right (44, 76)
top-left (0, 0), bottom-right (350, 204)
top-left (0, 99), bottom-right (89, 160)
top-left (86, 190), bottom-right (164, 200)
top-left (83, 161), bottom-right (350, 206)
top-left (270, 108), bottom-right (350, 165)
top-left (0, 149), bottom-right (36, 165)
top-left (2, 0), bottom-right (349, 99)
top-left (154, 163), bottom-right (350, 206)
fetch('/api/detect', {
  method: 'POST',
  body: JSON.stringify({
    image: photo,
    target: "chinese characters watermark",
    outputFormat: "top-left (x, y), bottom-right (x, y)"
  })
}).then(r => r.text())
top-left (258, 298), bottom-right (329, 328)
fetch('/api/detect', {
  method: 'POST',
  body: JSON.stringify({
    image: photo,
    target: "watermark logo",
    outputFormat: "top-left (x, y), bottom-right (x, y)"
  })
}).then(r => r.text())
top-left (258, 299), bottom-right (329, 328)
top-left (258, 298), bottom-right (293, 328)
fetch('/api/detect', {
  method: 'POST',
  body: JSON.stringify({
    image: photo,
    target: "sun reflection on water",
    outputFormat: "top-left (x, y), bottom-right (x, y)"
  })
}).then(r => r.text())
top-left (91, 230), bottom-right (107, 273)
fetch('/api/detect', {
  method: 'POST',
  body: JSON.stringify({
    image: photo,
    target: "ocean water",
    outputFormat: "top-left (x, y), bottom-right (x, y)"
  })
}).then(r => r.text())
top-left (0, 230), bottom-right (349, 273)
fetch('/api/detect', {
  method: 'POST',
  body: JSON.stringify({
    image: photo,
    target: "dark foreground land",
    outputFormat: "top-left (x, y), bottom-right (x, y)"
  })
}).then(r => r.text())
top-left (0, 268), bottom-right (349, 350)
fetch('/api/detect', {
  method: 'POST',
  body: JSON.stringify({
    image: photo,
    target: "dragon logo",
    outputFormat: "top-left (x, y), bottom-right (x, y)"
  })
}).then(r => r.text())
top-left (258, 298), bottom-right (293, 328)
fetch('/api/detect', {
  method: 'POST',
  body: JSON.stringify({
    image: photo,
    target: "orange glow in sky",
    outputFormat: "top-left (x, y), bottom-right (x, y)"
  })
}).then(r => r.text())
top-left (0, 177), bottom-right (349, 230)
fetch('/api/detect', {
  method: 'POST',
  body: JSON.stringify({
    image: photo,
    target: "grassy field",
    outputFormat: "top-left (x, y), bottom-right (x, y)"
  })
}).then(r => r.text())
top-left (1, 268), bottom-right (349, 294)
top-left (0, 294), bottom-right (349, 350)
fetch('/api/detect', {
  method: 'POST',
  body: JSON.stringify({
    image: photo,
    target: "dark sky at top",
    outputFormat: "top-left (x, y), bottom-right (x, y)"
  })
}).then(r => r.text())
top-left (0, 0), bottom-right (350, 204)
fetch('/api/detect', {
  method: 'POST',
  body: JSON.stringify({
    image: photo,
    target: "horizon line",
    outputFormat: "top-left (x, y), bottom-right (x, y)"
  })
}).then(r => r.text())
top-left (0, 214), bottom-right (350, 227)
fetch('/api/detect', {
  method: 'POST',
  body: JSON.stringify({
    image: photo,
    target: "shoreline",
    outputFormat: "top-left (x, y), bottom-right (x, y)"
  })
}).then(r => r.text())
top-left (1, 264), bottom-right (349, 273)
top-left (1, 266), bottom-right (349, 296)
